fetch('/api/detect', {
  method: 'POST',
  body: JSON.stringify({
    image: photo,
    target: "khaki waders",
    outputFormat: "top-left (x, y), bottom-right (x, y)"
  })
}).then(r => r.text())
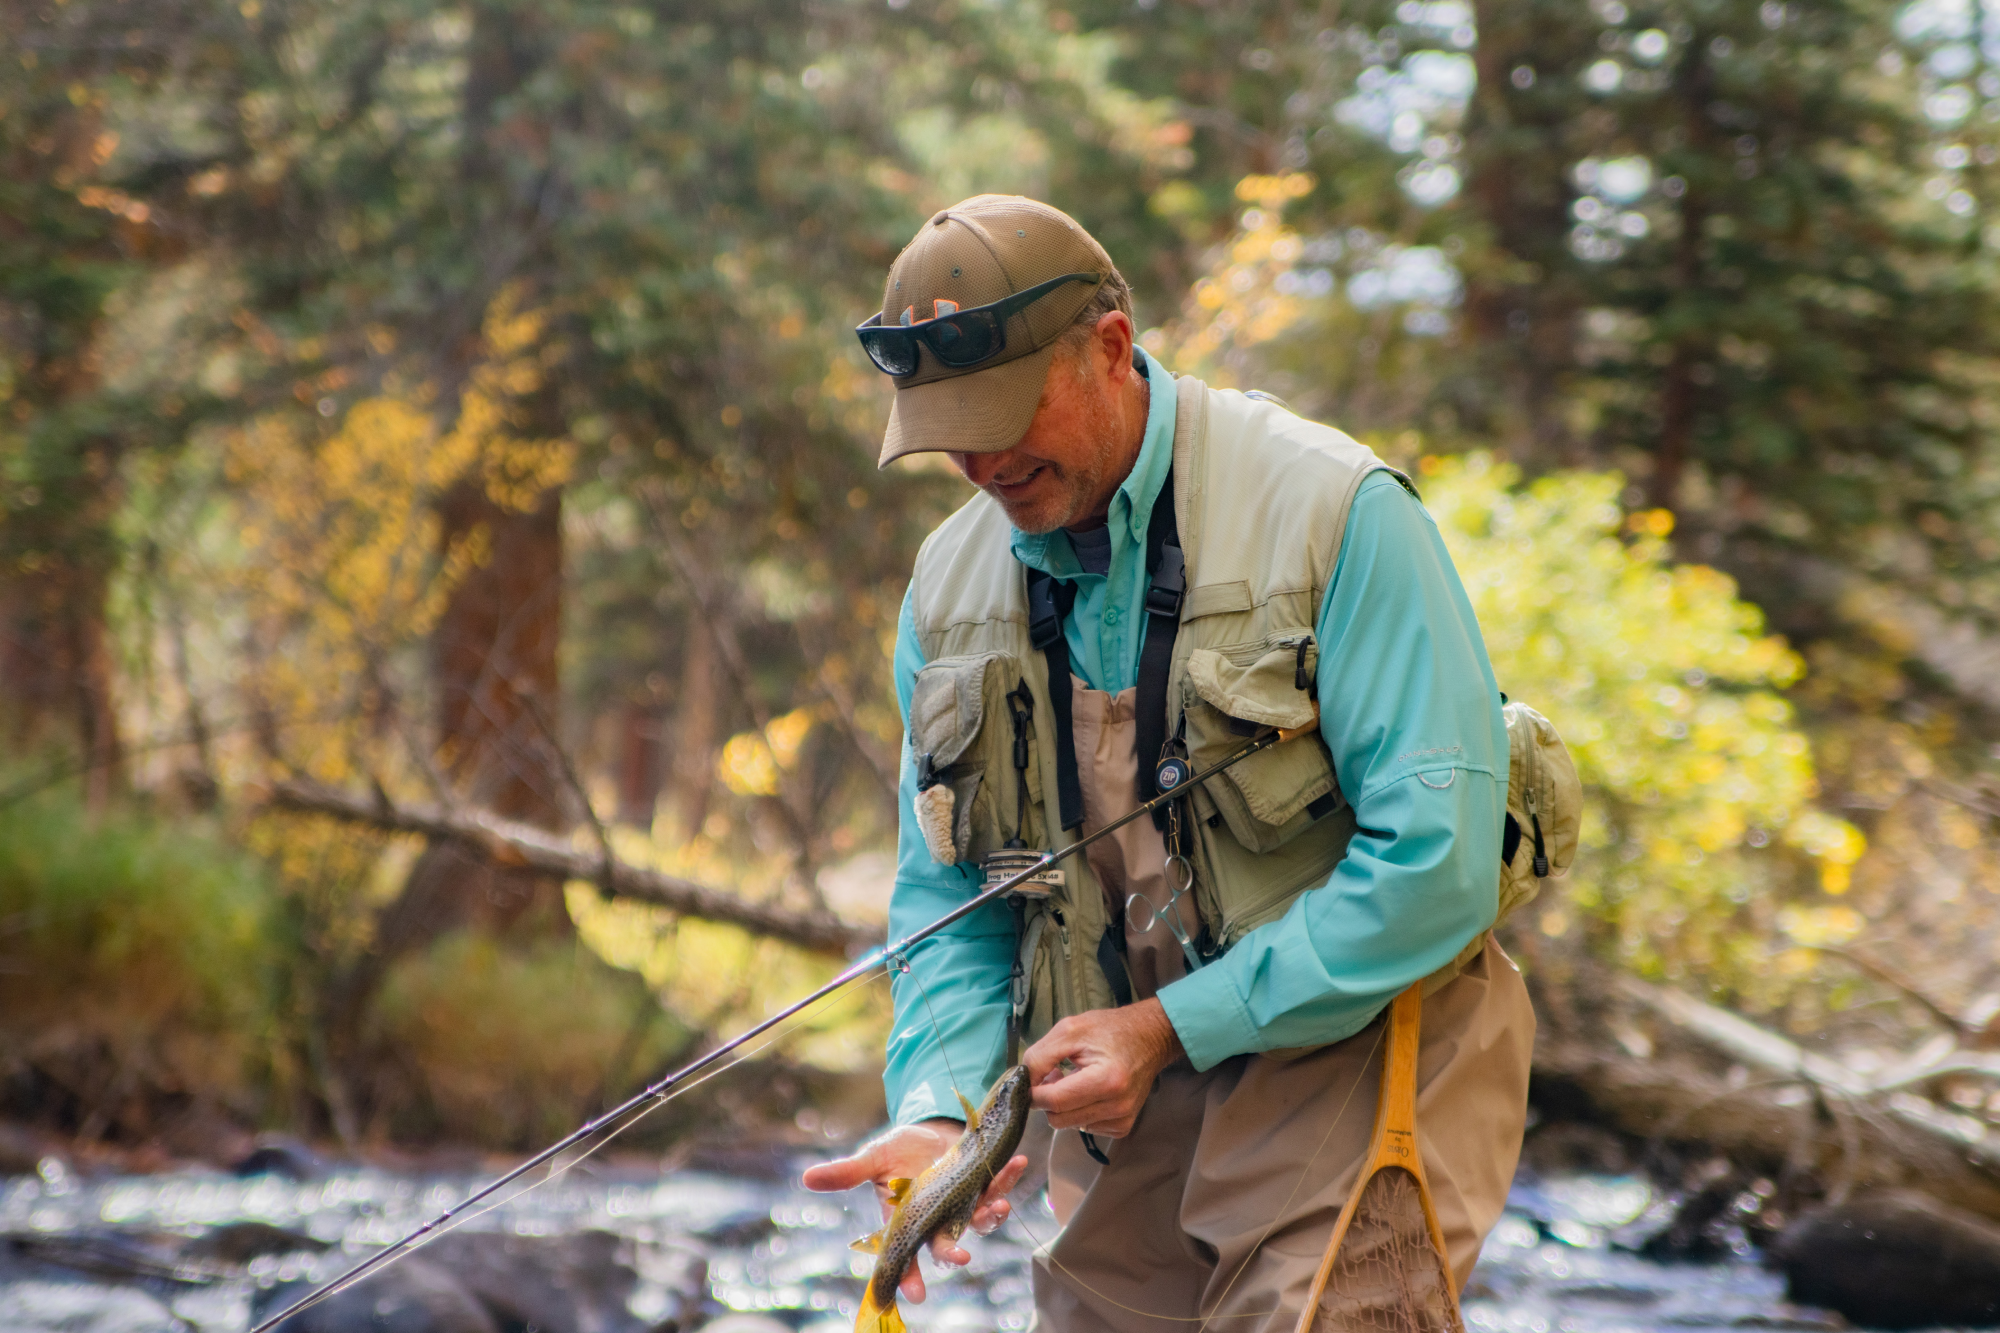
top-left (1027, 678), bottom-right (1536, 1333)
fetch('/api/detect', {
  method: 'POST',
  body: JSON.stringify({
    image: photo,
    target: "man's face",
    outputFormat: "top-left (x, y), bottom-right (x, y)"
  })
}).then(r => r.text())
top-left (947, 345), bottom-right (1125, 534)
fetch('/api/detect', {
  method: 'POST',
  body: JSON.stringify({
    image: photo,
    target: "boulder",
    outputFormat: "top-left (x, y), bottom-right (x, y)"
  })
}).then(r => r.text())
top-left (256, 1255), bottom-right (500, 1333)
top-left (1771, 1189), bottom-right (2000, 1329)
top-left (258, 1229), bottom-right (679, 1333)
top-left (232, 1133), bottom-right (331, 1180)
top-left (422, 1229), bottom-right (656, 1333)
top-left (183, 1220), bottom-right (328, 1265)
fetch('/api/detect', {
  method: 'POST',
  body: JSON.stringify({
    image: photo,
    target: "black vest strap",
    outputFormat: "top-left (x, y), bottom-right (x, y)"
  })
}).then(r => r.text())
top-left (1022, 468), bottom-right (1184, 835)
top-left (1026, 571), bottom-right (1085, 831)
top-left (1134, 475), bottom-right (1184, 813)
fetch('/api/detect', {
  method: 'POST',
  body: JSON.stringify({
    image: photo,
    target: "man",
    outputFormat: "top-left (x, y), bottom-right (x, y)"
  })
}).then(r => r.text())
top-left (804, 195), bottom-right (1534, 1331)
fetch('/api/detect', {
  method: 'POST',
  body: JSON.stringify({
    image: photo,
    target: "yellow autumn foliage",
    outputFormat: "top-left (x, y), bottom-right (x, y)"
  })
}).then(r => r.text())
top-left (222, 285), bottom-right (574, 785)
top-left (718, 707), bottom-right (817, 798)
top-left (1163, 173), bottom-right (1319, 380)
top-left (1422, 454), bottom-right (1863, 988)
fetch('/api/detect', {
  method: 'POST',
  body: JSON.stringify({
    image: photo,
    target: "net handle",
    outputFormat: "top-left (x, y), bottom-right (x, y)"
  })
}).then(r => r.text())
top-left (1290, 982), bottom-right (1457, 1332)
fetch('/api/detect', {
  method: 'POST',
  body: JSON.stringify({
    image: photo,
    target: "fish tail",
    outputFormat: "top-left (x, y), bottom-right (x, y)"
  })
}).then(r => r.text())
top-left (855, 1284), bottom-right (908, 1333)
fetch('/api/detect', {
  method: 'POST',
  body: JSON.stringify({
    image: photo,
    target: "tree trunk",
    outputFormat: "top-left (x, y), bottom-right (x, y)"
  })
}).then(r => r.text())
top-left (385, 481), bottom-right (571, 951)
top-left (615, 696), bottom-right (663, 828)
top-left (0, 450), bottom-right (125, 810)
top-left (670, 618), bottom-right (722, 839)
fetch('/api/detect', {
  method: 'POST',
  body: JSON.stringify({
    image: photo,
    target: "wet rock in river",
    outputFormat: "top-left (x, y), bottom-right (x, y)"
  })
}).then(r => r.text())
top-left (258, 1229), bottom-right (685, 1333)
top-left (421, 1229), bottom-right (658, 1333)
top-left (258, 1254), bottom-right (501, 1333)
top-left (232, 1133), bottom-right (332, 1180)
top-left (181, 1220), bottom-right (328, 1265)
top-left (1771, 1189), bottom-right (2000, 1329)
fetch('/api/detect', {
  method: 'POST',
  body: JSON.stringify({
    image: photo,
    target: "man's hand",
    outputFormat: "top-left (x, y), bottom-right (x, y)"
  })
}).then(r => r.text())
top-left (1024, 997), bottom-right (1185, 1137)
top-left (800, 1120), bottom-right (1028, 1304)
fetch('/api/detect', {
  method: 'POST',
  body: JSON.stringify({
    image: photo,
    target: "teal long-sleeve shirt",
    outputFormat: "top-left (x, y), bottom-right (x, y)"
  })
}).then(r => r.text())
top-left (881, 365), bottom-right (1507, 1127)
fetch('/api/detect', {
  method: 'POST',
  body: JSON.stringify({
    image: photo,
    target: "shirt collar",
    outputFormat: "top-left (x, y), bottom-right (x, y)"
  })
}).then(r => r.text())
top-left (1010, 348), bottom-right (1178, 577)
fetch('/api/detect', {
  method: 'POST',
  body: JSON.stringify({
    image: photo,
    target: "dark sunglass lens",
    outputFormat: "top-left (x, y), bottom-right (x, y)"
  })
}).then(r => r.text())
top-left (863, 332), bottom-right (919, 376)
top-left (929, 312), bottom-right (1003, 367)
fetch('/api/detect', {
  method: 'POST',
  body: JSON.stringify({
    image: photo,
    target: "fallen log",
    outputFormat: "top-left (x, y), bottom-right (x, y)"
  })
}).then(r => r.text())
top-left (1620, 976), bottom-right (2000, 1172)
top-left (263, 778), bottom-right (876, 958)
top-left (1528, 965), bottom-right (2000, 1222)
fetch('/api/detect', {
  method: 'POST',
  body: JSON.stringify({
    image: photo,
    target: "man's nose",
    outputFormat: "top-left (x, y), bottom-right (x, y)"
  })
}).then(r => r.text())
top-left (957, 450), bottom-right (1006, 487)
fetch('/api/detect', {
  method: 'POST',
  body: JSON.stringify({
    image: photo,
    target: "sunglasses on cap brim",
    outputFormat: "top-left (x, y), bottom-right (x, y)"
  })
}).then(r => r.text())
top-left (855, 271), bottom-right (1104, 377)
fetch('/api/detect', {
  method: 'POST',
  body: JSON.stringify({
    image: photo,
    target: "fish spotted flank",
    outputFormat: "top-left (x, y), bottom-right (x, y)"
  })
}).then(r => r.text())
top-left (850, 1065), bottom-right (1032, 1333)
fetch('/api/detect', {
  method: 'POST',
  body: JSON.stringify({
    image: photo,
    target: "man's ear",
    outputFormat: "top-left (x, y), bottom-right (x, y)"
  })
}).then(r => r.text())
top-left (1095, 310), bottom-right (1136, 384)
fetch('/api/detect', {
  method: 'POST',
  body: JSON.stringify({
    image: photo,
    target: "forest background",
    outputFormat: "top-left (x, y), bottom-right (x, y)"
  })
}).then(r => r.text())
top-left (2, 0), bottom-right (1998, 1163)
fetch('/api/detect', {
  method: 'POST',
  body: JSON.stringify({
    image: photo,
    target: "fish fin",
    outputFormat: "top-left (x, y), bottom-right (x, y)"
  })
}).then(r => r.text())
top-left (849, 1229), bottom-right (886, 1255)
top-left (943, 1217), bottom-right (968, 1243)
top-left (886, 1177), bottom-right (914, 1206)
top-left (956, 1090), bottom-right (980, 1126)
top-left (856, 1283), bottom-right (908, 1333)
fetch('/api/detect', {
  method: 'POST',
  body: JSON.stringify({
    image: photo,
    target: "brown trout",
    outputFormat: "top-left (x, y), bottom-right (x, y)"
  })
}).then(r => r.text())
top-left (850, 1065), bottom-right (1032, 1333)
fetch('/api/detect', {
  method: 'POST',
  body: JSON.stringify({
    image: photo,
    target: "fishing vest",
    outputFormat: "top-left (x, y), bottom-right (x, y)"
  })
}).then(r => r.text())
top-left (907, 374), bottom-right (1450, 1044)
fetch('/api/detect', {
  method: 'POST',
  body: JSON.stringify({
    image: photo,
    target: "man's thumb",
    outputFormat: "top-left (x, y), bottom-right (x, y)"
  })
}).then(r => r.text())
top-left (801, 1150), bottom-right (871, 1191)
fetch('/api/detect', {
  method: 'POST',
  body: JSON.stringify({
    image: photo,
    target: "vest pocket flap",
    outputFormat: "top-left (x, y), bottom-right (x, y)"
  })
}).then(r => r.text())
top-left (1228, 737), bottom-right (1339, 828)
top-left (1181, 631), bottom-right (1337, 855)
top-left (1184, 641), bottom-right (1318, 731)
top-left (908, 653), bottom-right (1003, 771)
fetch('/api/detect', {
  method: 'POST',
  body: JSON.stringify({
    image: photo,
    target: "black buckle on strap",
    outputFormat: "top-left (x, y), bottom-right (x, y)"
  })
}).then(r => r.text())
top-left (1145, 542), bottom-right (1185, 618)
top-left (1027, 574), bottom-right (1065, 651)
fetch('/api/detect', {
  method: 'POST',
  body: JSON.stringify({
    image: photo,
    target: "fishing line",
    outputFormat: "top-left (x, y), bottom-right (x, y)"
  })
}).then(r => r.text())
top-left (402, 970), bottom-right (894, 1255)
top-left (898, 960), bottom-right (1385, 1325)
top-left (891, 949), bottom-right (969, 1111)
top-left (256, 967), bottom-right (889, 1330)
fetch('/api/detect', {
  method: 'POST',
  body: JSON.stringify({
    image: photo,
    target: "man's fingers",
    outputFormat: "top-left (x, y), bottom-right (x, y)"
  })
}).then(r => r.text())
top-left (1041, 1087), bottom-right (1129, 1128)
top-left (1022, 1021), bottom-right (1090, 1084)
top-left (1031, 1063), bottom-right (1125, 1115)
top-left (972, 1198), bottom-right (1012, 1235)
top-left (978, 1153), bottom-right (1029, 1207)
top-left (900, 1264), bottom-right (927, 1303)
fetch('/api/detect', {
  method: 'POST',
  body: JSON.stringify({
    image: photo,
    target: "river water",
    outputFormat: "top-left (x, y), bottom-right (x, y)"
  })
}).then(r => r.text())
top-left (0, 1154), bottom-right (1839, 1333)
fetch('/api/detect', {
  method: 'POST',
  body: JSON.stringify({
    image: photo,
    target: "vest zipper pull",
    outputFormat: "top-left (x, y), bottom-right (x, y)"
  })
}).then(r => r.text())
top-left (1525, 782), bottom-right (1549, 876)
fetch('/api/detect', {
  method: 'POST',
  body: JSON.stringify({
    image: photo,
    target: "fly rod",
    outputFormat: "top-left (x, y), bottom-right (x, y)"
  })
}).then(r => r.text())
top-left (250, 716), bottom-right (1318, 1332)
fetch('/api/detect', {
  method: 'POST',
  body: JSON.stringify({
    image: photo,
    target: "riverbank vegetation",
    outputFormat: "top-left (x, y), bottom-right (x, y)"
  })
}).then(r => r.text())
top-left (1, 0), bottom-right (1995, 1214)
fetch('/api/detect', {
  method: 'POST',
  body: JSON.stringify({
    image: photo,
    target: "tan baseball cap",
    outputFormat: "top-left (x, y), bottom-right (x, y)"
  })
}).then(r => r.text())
top-left (871, 195), bottom-right (1113, 467)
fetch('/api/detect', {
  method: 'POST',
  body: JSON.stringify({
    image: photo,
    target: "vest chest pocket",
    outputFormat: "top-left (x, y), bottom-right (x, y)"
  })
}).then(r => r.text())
top-left (907, 652), bottom-right (1045, 865)
top-left (1180, 630), bottom-right (1345, 855)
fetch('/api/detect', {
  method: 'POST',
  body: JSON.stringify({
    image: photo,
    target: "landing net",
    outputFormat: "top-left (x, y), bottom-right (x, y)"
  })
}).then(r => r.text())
top-left (1309, 1164), bottom-right (1462, 1333)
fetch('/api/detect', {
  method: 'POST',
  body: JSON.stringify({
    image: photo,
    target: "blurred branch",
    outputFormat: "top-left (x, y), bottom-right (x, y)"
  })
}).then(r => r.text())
top-left (1923, 777), bottom-right (2000, 822)
top-left (1806, 943), bottom-right (1997, 1044)
top-left (262, 777), bottom-right (872, 957)
top-left (1620, 976), bottom-right (2000, 1171)
top-left (519, 690), bottom-right (617, 889)
top-left (641, 488), bottom-right (829, 911)
top-left (799, 622), bottom-right (898, 806)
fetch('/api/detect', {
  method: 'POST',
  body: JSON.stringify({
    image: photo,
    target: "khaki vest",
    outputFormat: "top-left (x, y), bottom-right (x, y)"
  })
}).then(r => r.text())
top-left (905, 377), bottom-right (1412, 1042)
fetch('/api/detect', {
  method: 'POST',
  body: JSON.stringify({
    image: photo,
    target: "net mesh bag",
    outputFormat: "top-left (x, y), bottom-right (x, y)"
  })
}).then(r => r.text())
top-left (1309, 1165), bottom-right (1463, 1333)
top-left (1295, 984), bottom-right (1465, 1333)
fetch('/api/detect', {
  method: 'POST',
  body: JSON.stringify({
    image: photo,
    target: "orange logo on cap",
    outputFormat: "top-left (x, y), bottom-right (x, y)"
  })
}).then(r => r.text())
top-left (933, 299), bottom-right (959, 318)
top-left (900, 306), bottom-right (916, 326)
